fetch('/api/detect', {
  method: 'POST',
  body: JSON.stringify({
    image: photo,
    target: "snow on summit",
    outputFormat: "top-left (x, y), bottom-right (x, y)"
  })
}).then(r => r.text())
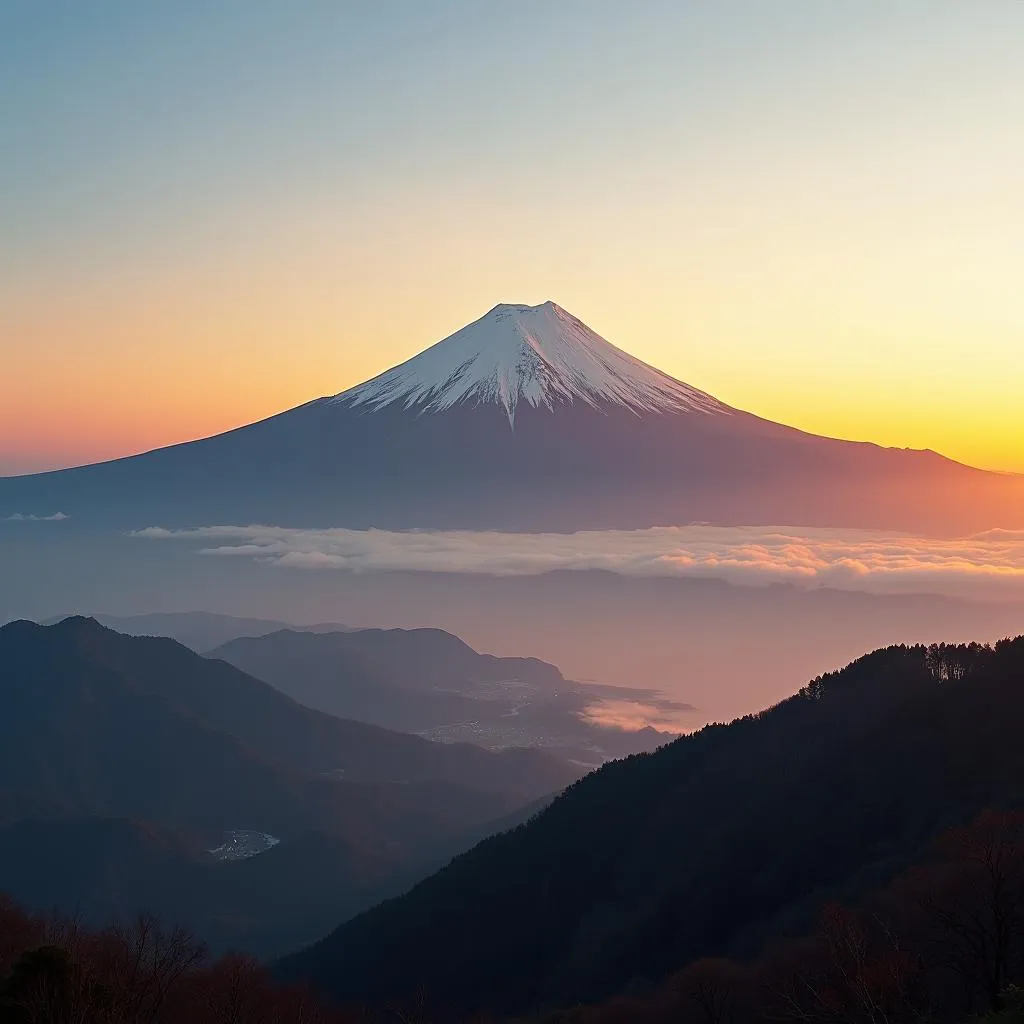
top-left (333, 301), bottom-right (727, 424)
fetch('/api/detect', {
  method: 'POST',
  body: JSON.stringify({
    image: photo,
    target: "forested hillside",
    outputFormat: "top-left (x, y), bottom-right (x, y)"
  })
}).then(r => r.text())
top-left (283, 637), bottom-right (1024, 1018)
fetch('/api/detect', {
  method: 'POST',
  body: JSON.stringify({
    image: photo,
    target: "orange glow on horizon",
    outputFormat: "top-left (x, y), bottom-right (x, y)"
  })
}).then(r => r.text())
top-left (4, 176), bottom-right (1023, 477)
top-left (4, 297), bottom-right (1022, 479)
top-left (4, 275), bottom-right (1021, 477)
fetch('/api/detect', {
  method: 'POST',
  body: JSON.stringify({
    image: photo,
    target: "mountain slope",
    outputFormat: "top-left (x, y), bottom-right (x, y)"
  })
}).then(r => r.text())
top-left (208, 625), bottom-right (562, 719)
top-left (337, 301), bottom-right (725, 422)
top-left (41, 610), bottom-right (351, 653)
top-left (2, 301), bottom-right (1021, 535)
top-left (0, 617), bottom-right (582, 954)
top-left (247, 625), bottom-right (563, 691)
top-left (280, 636), bottom-right (1024, 1015)
top-left (0, 817), bottom-right (400, 958)
top-left (0, 617), bottom-right (580, 801)
top-left (209, 627), bottom-right (670, 759)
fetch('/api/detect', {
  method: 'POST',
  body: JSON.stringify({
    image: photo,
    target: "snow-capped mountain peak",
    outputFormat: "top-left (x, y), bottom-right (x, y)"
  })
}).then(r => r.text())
top-left (332, 301), bottom-right (727, 424)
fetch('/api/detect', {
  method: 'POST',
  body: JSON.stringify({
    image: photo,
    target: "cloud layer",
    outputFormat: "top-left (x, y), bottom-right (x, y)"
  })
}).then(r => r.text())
top-left (133, 523), bottom-right (1024, 600)
top-left (4, 512), bottom-right (69, 521)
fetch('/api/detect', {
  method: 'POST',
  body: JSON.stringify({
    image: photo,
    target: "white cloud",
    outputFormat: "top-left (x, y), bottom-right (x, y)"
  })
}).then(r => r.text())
top-left (4, 512), bottom-right (69, 522)
top-left (131, 523), bottom-right (1024, 600)
top-left (581, 699), bottom-right (689, 733)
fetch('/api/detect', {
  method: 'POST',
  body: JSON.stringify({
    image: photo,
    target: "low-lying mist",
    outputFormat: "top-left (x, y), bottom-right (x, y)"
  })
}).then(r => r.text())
top-left (5, 522), bottom-right (1024, 729)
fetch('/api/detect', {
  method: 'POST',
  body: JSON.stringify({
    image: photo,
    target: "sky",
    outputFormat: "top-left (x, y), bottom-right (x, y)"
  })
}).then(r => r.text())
top-left (2, 1), bottom-right (1023, 476)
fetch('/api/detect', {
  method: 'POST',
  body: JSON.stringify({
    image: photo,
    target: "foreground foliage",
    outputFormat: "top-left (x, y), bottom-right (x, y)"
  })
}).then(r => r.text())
top-left (0, 899), bottom-right (351, 1024)
top-left (518, 809), bottom-right (1024, 1023)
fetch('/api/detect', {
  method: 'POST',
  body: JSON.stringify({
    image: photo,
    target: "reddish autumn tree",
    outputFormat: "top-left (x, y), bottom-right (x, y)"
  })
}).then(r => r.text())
top-left (767, 902), bottom-right (928, 1024)
top-left (0, 897), bottom-right (354, 1024)
top-left (905, 810), bottom-right (1024, 1014)
top-left (670, 957), bottom-right (747, 1024)
top-left (0, 898), bottom-right (41, 980)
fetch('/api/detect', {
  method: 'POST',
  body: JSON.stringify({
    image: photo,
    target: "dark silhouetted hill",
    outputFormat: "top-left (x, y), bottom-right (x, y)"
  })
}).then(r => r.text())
top-left (0, 817), bottom-right (400, 958)
top-left (41, 610), bottom-right (352, 652)
top-left (0, 617), bottom-right (581, 954)
top-left (1, 617), bottom-right (579, 808)
top-left (281, 636), bottom-right (1024, 1015)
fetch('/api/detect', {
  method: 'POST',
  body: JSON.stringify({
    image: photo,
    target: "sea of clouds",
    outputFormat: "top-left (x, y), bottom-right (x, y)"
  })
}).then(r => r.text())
top-left (134, 523), bottom-right (1024, 601)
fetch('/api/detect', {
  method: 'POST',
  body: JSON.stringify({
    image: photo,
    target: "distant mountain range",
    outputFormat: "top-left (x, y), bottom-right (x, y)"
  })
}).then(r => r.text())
top-left (209, 626), bottom-right (676, 761)
top-left (133, 571), bottom-right (1023, 729)
top-left (3, 301), bottom-right (1022, 534)
top-left (41, 610), bottom-right (352, 653)
top-left (0, 617), bottom-right (581, 955)
top-left (27, 611), bottom-right (674, 759)
top-left (280, 634), bottom-right (1024, 1016)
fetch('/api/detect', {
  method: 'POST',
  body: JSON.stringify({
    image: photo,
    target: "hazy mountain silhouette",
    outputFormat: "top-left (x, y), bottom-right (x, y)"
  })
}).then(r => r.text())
top-left (41, 610), bottom-right (352, 653)
top-left (209, 627), bottom-right (673, 760)
top-left (157, 569), bottom-right (1024, 729)
top-left (0, 617), bottom-right (582, 954)
top-left (216, 625), bottom-right (562, 692)
top-left (210, 626), bottom-right (560, 735)
top-left (1, 617), bottom-right (579, 808)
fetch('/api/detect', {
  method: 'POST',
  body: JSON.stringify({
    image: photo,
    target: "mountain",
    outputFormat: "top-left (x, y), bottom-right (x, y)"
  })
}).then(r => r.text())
top-left (209, 627), bottom-right (561, 737)
top-left (2, 301), bottom-right (1021, 534)
top-left (0, 617), bottom-right (579, 807)
top-left (209, 627), bottom-right (673, 760)
top-left (40, 610), bottom-right (351, 653)
top-left (280, 635), bottom-right (1024, 1016)
top-left (269, 568), bottom-right (1024, 726)
top-left (340, 300), bottom-right (726, 422)
top-left (0, 617), bottom-right (582, 953)
top-left (241, 625), bottom-right (564, 692)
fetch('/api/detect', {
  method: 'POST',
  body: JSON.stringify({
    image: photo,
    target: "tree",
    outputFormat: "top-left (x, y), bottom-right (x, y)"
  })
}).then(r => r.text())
top-left (770, 903), bottom-right (927, 1024)
top-left (925, 643), bottom-right (991, 683)
top-left (0, 899), bottom-right (40, 980)
top-left (670, 958), bottom-right (744, 1024)
top-left (910, 811), bottom-right (1024, 1013)
top-left (0, 946), bottom-right (76, 1024)
top-left (94, 911), bottom-right (207, 1023)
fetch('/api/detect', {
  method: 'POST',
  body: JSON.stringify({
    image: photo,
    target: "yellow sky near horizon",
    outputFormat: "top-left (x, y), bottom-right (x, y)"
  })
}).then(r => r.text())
top-left (4, 195), bottom-right (1022, 476)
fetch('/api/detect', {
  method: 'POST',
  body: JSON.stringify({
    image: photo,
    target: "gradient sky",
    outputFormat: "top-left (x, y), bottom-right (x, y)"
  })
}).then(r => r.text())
top-left (2, 1), bottom-right (1022, 476)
